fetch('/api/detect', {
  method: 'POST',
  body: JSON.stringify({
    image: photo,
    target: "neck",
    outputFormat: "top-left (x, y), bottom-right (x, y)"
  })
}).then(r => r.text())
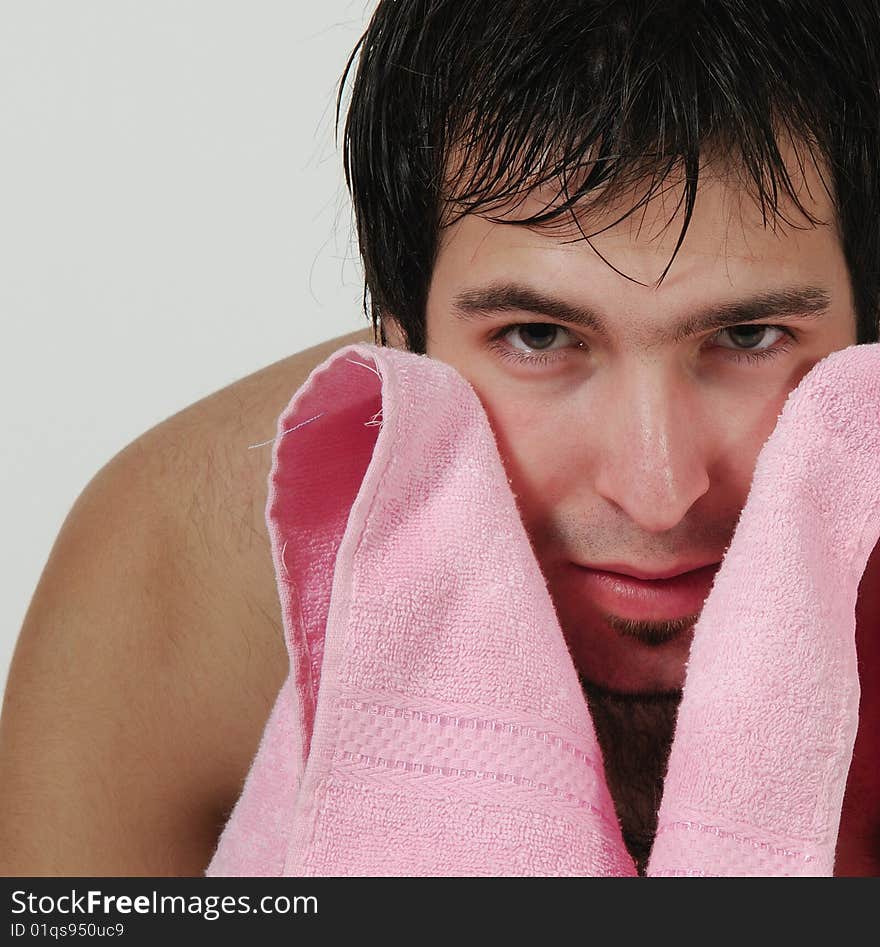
top-left (581, 677), bottom-right (682, 875)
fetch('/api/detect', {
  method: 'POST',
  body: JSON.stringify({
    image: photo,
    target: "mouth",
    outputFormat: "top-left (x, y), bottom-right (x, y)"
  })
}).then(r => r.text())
top-left (570, 561), bottom-right (721, 621)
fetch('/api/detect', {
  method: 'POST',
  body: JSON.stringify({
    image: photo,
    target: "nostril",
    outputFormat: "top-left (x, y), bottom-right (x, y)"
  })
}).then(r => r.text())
top-left (595, 466), bottom-right (711, 535)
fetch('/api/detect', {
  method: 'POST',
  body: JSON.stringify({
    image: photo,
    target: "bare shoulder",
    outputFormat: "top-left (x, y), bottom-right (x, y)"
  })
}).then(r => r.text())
top-left (133, 325), bottom-right (378, 652)
top-left (125, 325), bottom-right (379, 794)
top-left (0, 325), bottom-right (375, 876)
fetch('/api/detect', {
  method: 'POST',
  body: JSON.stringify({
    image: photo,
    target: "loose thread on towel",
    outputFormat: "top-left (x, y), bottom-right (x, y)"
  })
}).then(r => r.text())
top-left (345, 357), bottom-right (382, 379)
top-left (279, 539), bottom-right (292, 581)
top-left (246, 359), bottom-right (380, 450)
top-left (247, 412), bottom-right (326, 450)
top-left (344, 358), bottom-right (383, 427)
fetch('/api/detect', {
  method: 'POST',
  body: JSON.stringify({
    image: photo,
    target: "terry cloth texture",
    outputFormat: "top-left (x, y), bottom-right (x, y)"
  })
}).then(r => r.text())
top-left (205, 341), bottom-right (880, 877)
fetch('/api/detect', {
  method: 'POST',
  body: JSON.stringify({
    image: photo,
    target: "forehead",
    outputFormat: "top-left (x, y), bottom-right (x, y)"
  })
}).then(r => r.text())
top-left (434, 138), bottom-right (843, 308)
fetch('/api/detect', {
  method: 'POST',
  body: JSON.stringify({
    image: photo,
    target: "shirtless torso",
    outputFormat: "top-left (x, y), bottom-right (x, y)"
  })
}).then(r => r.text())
top-left (1, 325), bottom-right (877, 875)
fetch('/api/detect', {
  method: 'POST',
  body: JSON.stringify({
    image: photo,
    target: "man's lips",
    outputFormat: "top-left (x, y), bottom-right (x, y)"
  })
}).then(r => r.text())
top-left (583, 561), bottom-right (720, 581)
top-left (569, 561), bottom-right (722, 621)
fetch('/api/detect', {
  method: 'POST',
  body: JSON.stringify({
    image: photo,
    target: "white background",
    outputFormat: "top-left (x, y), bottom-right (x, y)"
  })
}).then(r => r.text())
top-left (0, 1), bottom-right (376, 699)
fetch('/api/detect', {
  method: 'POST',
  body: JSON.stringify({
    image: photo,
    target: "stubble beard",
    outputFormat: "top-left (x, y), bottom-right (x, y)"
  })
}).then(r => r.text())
top-left (602, 611), bottom-right (698, 647)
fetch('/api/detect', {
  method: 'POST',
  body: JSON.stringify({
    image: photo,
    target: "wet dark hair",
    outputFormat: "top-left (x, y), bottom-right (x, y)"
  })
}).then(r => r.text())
top-left (336, 0), bottom-right (880, 353)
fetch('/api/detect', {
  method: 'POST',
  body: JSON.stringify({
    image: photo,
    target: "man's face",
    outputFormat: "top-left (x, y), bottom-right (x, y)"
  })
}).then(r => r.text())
top-left (421, 147), bottom-right (858, 693)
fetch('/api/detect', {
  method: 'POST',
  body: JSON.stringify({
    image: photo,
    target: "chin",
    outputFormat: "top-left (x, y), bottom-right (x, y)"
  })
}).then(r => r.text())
top-left (562, 611), bottom-right (696, 695)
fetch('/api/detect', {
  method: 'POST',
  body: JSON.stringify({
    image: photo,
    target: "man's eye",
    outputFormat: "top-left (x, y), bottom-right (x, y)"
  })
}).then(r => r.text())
top-left (498, 322), bottom-right (569, 356)
top-left (715, 324), bottom-right (786, 351)
top-left (488, 321), bottom-right (797, 369)
top-left (712, 324), bottom-right (795, 363)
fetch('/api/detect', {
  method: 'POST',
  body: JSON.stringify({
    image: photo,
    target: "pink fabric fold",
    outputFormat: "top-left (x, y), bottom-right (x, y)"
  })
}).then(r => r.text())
top-left (647, 342), bottom-right (880, 876)
top-left (205, 340), bottom-right (880, 877)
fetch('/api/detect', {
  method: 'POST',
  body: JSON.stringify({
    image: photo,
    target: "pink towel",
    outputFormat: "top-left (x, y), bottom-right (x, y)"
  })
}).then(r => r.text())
top-left (205, 339), bottom-right (880, 877)
top-left (648, 342), bottom-right (880, 876)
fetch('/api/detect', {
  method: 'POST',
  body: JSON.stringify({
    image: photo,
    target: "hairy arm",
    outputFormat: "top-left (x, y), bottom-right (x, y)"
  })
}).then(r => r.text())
top-left (0, 444), bottom-right (240, 875)
top-left (0, 326), bottom-right (376, 876)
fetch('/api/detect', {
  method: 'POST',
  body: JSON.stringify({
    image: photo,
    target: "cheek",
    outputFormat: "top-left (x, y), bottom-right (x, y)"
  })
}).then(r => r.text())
top-left (471, 375), bottom-right (799, 520)
top-left (719, 405), bottom-right (783, 494)
top-left (694, 377), bottom-right (804, 516)
top-left (465, 381), bottom-right (587, 509)
top-left (710, 353), bottom-right (831, 487)
top-left (424, 332), bottom-right (579, 516)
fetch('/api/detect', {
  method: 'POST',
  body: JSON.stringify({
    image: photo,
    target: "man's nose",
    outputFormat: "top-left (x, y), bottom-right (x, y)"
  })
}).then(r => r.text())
top-left (592, 372), bottom-right (711, 533)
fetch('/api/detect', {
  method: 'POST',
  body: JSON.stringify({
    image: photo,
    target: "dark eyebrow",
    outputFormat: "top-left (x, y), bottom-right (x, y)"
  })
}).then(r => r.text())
top-left (450, 282), bottom-right (832, 345)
